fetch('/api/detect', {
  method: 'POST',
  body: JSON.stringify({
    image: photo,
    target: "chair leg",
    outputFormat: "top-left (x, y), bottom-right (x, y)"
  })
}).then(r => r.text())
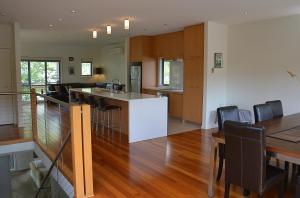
top-left (217, 156), bottom-right (224, 181)
top-left (278, 181), bottom-right (285, 198)
top-left (284, 161), bottom-right (289, 190)
top-left (224, 182), bottom-right (230, 198)
top-left (243, 189), bottom-right (250, 196)
top-left (257, 193), bottom-right (263, 198)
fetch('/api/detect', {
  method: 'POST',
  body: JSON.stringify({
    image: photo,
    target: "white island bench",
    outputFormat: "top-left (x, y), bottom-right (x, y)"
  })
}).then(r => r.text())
top-left (69, 88), bottom-right (168, 143)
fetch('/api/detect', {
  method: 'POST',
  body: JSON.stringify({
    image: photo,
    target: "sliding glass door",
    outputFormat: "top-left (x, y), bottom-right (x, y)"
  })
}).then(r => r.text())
top-left (21, 60), bottom-right (61, 101)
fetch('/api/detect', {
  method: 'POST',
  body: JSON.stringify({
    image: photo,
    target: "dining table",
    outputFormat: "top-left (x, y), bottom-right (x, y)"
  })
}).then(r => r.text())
top-left (208, 113), bottom-right (300, 197)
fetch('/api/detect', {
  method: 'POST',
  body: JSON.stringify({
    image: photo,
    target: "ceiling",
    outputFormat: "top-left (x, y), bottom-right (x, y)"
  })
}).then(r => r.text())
top-left (0, 0), bottom-right (300, 45)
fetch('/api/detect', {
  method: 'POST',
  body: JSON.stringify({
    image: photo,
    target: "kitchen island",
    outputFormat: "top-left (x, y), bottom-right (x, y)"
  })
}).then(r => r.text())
top-left (69, 88), bottom-right (168, 143)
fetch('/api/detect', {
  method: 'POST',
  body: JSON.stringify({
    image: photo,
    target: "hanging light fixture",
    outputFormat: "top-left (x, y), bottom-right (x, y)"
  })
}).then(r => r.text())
top-left (124, 19), bottom-right (130, 30)
top-left (106, 25), bottom-right (111, 35)
top-left (92, 30), bottom-right (97, 38)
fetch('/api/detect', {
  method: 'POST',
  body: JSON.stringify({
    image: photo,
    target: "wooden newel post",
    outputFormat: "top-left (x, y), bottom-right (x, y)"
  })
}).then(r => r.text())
top-left (71, 104), bottom-right (94, 198)
top-left (30, 88), bottom-right (37, 141)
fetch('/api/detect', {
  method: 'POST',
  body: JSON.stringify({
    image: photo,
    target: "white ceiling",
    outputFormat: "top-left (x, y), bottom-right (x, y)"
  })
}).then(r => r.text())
top-left (0, 0), bottom-right (300, 45)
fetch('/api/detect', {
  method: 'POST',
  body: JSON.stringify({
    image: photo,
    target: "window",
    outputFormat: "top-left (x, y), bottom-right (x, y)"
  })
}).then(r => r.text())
top-left (161, 59), bottom-right (171, 86)
top-left (20, 60), bottom-right (61, 101)
top-left (81, 61), bottom-right (92, 76)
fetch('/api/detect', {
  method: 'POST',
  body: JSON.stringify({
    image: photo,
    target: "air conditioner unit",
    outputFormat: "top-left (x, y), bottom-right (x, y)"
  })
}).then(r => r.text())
top-left (109, 47), bottom-right (123, 55)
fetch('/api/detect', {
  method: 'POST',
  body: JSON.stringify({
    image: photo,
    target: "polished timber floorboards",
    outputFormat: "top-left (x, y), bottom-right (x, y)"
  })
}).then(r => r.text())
top-left (0, 103), bottom-right (295, 197)
top-left (92, 129), bottom-right (295, 198)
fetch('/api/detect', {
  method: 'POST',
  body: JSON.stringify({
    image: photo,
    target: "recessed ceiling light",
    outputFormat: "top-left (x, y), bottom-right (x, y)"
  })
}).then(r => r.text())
top-left (49, 24), bottom-right (54, 28)
top-left (71, 10), bottom-right (77, 14)
top-left (106, 25), bottom-right (111, 35)
top-left (244, 11), bottom-right (248, 15)
top-left (58, 18), bottom-right (63, 22)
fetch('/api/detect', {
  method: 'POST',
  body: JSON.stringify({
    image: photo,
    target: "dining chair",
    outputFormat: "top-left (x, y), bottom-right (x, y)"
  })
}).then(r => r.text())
top-left (264, 100), bottom-right (292, 187)
top-left (296, 174), bottom-right (300, 198)
top-left (223, 120), bottom-right (286, 198)
top-left (266, 100), bottom-right (283, 118)
top-left (253, 103), bottom-right (274, 122)
top-left (216, 106), bottom-right (240, 181)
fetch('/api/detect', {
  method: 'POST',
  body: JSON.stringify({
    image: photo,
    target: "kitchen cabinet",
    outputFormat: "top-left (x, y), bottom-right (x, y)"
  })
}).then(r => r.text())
top-left (130, 36), bottom-right (156, 88)
top-left (183, 24), bottom-right (204, 124)
top-left (142, 88), bottom-right (158, 95)
top-left (129, 36), bottom-right (153, 62)
top-left (184, 24), bottom-right (204, 58)
top-left (153, 31), bottom-right (183, 59)
top-left (169, 92), bottom-right (183, 118)
top-left (182, 87), bottom-right (202, 123)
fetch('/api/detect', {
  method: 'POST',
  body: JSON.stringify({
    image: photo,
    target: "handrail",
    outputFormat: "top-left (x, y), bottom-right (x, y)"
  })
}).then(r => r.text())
top-left (36, 93), bottom-right (69, 108)
top-left (34, 131), bottom-right (71, 198)
top-left (0, 92), bottom-right (30, 95)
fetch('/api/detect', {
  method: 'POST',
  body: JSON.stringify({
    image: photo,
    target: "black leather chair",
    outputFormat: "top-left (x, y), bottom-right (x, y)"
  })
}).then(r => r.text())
top-left (258, 101), bottom-right (291, 187)
top-left (224, 121), bottom-right (286, 198)
top-left (266, 100), bottom-right (283, 118)
top-left (253, 103), bottom-right (274, 122)
top-left (216, 106), bottom-right (240, 181)
top-left (296, 174), bottom-right (300, 198)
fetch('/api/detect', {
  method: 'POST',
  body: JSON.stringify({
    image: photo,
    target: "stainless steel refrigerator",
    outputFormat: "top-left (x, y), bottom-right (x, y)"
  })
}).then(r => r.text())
top-left (130, 63), bottom-right (142, 93)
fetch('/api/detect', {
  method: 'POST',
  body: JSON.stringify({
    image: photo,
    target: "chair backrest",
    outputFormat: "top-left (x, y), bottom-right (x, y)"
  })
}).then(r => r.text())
top-left (253, 104), bottom-right (274, 122)
top-left (224, 120), bottom-right (266, 193)
top-left (217, 106), bottom-right (240, 131)
top-left (266, 100), bottom-right (283, 118)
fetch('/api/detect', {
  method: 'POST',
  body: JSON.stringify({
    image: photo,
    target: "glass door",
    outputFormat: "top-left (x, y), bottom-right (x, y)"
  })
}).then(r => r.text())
top-left (21, 60), bottom-right (61, 101)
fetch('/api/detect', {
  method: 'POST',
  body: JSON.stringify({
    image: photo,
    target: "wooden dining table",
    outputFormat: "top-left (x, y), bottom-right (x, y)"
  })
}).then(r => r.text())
top-left (208, 113), bottom-right (300, 197)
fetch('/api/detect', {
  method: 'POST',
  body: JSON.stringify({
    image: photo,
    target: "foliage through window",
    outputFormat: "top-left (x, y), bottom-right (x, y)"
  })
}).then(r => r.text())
top-left (161, 59), bottom-right (170, 85)
top-left (81, 62), bottom-right (92, 76)
top-left (21, 60), bottom-right (61, 101)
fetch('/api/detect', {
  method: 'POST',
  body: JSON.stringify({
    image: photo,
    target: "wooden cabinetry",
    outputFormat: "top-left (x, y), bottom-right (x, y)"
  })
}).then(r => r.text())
top-left (130, 36), bottom-right (156, 88)
top-left (169, 92), bottom-right (183, 118)
top-left (129, 36), bottom-right (153, 62)
top-left (184, 24), bottom-right (204, 59)
top-left (183, 24), bottom-right (204, 124)
top-left (142, 88), bottom-right (158, 95)
top-left (153, 31), bottom-right (183, 59)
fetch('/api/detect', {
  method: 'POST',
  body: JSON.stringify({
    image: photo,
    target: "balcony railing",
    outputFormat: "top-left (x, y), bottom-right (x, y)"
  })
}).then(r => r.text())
top-left (0, 89), bottom-right (94, 198)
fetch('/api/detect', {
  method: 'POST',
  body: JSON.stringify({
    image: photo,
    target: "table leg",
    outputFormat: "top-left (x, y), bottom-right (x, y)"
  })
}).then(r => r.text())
top-left (208, 137), bottom-right (219, 197)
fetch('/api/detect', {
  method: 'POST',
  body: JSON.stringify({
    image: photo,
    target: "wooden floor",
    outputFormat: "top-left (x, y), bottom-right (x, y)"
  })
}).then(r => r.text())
top-left (1, 103), bottom-right (297, 197)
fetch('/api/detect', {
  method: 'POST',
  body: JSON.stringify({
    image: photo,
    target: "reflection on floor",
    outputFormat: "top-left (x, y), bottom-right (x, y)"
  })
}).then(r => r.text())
top-left (168, 117), bottom-right (201, 135)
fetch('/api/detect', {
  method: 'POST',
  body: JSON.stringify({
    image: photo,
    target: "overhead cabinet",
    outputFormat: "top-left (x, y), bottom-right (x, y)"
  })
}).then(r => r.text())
top-left (153, 31), bottom-right (184, 59)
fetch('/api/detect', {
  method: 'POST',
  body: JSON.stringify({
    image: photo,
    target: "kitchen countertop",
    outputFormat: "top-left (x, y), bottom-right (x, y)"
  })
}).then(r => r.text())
top-left (143, 87), bottom-right (183, 93)
top-left (70, 88), bottom-right (164, 102)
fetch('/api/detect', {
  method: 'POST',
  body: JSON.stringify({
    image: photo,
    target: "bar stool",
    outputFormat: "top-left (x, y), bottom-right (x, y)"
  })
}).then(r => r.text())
top-left (86, 95), bottom-right (97, 127)
top-left (78, 93), bottom-right (86, 104)
top-left (96, 98), bottom-right (121, 133)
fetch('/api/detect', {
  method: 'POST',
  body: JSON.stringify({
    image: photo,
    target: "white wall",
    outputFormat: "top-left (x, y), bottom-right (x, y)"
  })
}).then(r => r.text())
top-left (202, 22), bottom-right (228, 129)
top-left (21, 41), bottom-right (128, 85)
top-left (227, 14), bottom-right (300, 118)
top-left (97, 42), bottom-right (127, 84)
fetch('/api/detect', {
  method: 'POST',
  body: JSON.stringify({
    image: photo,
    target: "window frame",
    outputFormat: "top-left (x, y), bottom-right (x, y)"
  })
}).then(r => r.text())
top-left (81, 61), bottom-right (93, 76)
top-left (21, 59), bottom-right (61, 87)
top-left (161, 58), bottom-right (170, 86)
